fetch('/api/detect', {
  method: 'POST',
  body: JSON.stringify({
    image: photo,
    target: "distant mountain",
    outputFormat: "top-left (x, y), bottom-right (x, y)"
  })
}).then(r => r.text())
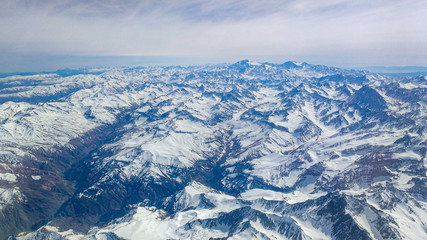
top-left (0, 61), bottom-right (426, 240)
top-left (354, 66), bottom-right (427, 74)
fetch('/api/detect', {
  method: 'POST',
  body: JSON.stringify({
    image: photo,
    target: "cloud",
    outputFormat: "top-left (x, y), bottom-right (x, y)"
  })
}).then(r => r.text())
top-left (0, 0), bottom-right (426, 67)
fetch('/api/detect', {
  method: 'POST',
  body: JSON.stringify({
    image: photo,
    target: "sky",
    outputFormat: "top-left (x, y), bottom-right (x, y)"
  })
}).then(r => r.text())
top-left (0, 0), bottom-right (426, 72)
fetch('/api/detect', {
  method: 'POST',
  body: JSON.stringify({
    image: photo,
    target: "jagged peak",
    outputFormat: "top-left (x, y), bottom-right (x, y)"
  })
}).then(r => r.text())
top-left (281, 61), bottom-right (307, 68)
top-left (231, 59), bottom-right (262, 66)
top-left (349, 85), bottom-right (387, 111)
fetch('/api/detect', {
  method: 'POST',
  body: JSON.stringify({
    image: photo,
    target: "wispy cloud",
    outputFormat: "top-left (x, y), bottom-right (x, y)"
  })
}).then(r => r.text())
top-left (0, 0), bottom-right (426, 69)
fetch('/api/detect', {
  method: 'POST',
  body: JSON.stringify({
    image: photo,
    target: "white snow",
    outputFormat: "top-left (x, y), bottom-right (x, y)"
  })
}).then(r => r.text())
top-left (0, 172), bottom-right (17, 182)
top-left (31, 175), bottom-right (41, 180)
top-left (393, 151), bottom-right (422, 161)
top-left (291, 217), bottom-right (330, 240)
top-left (248, 60), bottom-right (262, 66)
top-left (366, 198), bottom-right (427, 240)
top-left (250, 220), bottom-right (286, 240)
top-left (0, 187), bottom-right (24, 210)
top-left (282, 187), bottom-right (327, 204)
top-left (399, 82), bottom-right (422, 89)
top-left (268, 110), bottom-right (303, 132)
top-left (300, 101), bottom-right (337, 138)
top-left (240, 189), bottom-right (285, 201)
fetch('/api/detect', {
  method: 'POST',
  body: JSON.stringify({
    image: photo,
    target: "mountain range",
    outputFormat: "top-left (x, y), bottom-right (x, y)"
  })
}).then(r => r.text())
top-left (0, 60), bottom-right (426, 239)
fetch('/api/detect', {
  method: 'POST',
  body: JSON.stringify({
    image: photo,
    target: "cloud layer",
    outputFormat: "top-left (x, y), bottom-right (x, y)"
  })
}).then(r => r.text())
top-left (0, 0), bottom-right (426, 68)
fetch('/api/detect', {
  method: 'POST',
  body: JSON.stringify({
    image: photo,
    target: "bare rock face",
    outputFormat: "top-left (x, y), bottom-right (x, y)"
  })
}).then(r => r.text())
top-left (349, 85), bottom-right (387, 111)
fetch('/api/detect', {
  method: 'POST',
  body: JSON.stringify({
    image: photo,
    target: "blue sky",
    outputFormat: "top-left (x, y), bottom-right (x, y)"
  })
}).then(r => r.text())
top-left (0, 0), bottom-right (426, 72)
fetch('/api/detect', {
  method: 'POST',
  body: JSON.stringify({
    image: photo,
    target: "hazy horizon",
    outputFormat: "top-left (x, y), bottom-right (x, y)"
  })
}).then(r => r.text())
top-left (1, 55), bottom-right (427, 74)
top-left (1, 0), bottom-right (426, 72)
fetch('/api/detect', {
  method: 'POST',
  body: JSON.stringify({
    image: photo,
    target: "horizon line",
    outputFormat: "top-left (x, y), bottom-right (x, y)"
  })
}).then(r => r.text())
top-left (1, 56), bottom-right (427, 75)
